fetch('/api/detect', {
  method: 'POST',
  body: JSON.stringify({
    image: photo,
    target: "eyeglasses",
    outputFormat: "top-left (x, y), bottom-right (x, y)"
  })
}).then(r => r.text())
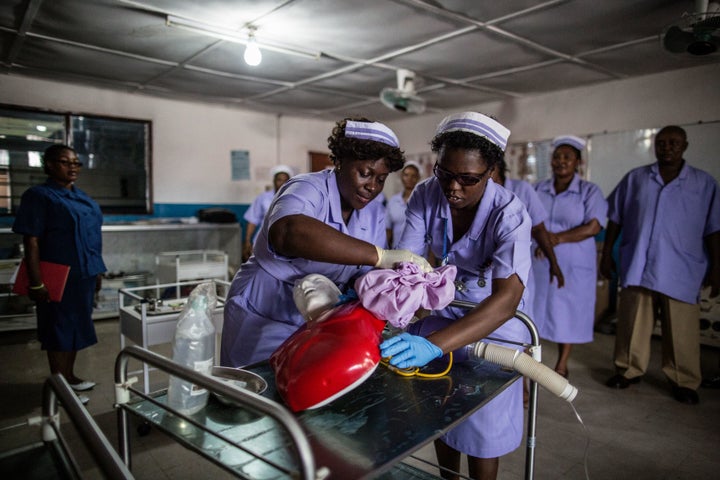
top-left (55, 159), bottom-right (83, 168)
top-left (433, 163), bottom-right (490, 186)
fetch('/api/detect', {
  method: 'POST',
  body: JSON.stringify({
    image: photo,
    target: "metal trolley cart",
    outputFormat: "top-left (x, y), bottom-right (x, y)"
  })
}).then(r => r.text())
top-left (114, 304), bottom-right (545, 480)
top-left (118, 279), bottom-right (231, 394)
top-left (0, 374), bottom-right (133, 480)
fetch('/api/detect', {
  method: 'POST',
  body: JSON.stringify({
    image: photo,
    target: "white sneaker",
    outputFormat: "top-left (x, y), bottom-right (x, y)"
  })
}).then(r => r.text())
top-left (77, 394), bottom-right (90, 405)
top-left (70, 380), bottom-right (96, 392)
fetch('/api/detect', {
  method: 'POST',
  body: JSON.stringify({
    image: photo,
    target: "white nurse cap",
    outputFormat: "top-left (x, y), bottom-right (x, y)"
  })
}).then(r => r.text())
top-left (551, 135), bottom-right (586, 151)
top-left (435, 112), bottom-right (511, 152)
top-left (345, 120), bottom-right (400, 148)
top-left (403, 160), bottom-right (422, 173)
top-left (270, 165), bottom-right (294, 179)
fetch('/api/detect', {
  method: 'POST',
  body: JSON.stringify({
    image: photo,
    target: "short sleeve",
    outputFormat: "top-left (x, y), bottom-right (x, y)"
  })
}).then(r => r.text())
top-left (583, 182), bottom-right (608, 227)
top-left (518, 182), bottom-right (547, 226)
top-left (12, 188), bottom-right (46, 237)
top-left (243, 193), bottom-right (265, 224)
top-left (397, 184), bottom-right (430, 256)
top-left (703, 176), bottom-right (720, 236)
top-left (606, 174), bottom-right (630, 225)
top-left (491, 202), bottom-right (532, 287)
top-left (266, 178), bottom-right (326, 228)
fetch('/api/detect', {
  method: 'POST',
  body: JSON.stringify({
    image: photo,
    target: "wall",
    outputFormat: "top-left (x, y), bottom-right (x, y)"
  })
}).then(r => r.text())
top-left (383, 63), bottom-right (720, 198)
top-left (0, 75), bottom-right (332, 211)
top-left (390, 63), bottom-right (720, 153)
top-left (2, 63), bottom-right (718, 205)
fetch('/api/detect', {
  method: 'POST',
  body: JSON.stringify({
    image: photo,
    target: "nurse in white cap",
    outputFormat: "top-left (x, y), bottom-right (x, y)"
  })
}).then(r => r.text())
top-left (532, 135), bottom-right (607, 377)
top-left (381, 111), bottom-right (532, 479)
top-left (221, 117), bottom-right (432, 368)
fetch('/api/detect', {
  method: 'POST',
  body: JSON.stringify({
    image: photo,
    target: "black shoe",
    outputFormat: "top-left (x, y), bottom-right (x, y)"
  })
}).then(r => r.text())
top-left (595, 318), bottom-right (617, 335)
top-left (605, 374), bottom-right (641, 389)
top-left (672, 386), bottom-right (699, 405)
top-left (701, 375), bottom-right (720, 389)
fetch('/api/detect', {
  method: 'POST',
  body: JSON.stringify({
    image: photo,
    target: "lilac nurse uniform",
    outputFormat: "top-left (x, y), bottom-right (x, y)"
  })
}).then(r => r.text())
top-left (385, 192), bottom-right (408, 248)
top-left (220, 169), bottom-right (386, 367)
top-left (398, 177), bottom-right (532, 458)
top-left (503, 178), bottom-right (548, 322)
top-left (532, 173), bottom-right (607, 343)
top-left (243, 190), bottom-right (274, 228)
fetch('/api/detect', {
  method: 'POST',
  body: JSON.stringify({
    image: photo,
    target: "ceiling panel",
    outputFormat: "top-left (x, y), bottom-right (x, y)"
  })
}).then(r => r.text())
top-left (31, 0), bottom-right (216, 62)
top-left (0, 0), bottom-right (716, 121)
top-left (252, 0), bottom-right (466, 58)
top-left (149, 68), bottom-right (279, 100)
top-left (433, 0), bottom-right (556, 21)
top-left (246, 87), bottom-right (363, 112)
top-left (422, 85), bottom-right (506, 111)
top-left (310, 67), bottom-right (398, 98)
top-left (16, 37), bottom-right (173, 84)
top-left (475, 62), bottom-right (611, 95)
top-left (583, 40), bottom-right (720, 76)
top-left (387, 28), bottom-right (552, 79)
top-left (135, 0), bottom-right (286, 27)
top-left (188, 41), bottom-right (350, 83)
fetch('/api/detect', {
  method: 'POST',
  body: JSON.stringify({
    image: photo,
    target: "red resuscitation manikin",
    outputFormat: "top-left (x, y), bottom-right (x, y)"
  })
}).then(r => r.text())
top-left (269, 301), bottom-right (386, 412)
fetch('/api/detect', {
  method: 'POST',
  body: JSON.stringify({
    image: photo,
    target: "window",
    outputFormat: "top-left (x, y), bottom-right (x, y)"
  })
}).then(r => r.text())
top-left (0, 105), bottom-right (151, 215)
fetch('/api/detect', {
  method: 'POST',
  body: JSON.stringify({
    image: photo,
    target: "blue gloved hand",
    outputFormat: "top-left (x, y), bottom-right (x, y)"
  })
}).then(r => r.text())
top-left (380, 333), bottom-right (443, 369)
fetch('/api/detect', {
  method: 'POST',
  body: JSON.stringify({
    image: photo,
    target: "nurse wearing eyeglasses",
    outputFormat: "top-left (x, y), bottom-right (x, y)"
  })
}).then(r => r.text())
top-left (12, 144), bottom-right (106, 404)
top-left (380, 112), bottom-right (532, 480)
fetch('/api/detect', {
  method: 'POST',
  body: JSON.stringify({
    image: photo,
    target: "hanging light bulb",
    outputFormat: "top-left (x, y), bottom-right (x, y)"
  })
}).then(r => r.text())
top-left (243, 28), bottom-right (262, 66)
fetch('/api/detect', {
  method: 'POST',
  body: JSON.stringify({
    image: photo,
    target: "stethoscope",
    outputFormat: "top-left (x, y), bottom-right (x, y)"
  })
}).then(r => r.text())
top-left (440, 218), bottom-right (487, 293)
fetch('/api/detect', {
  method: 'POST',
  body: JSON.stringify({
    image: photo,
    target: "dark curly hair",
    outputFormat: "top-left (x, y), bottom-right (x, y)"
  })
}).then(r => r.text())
top-left (495, 158), bottom-right (508, 183)
top-left (327, 117), bottom-right (405, 172)
top-left (430, 130), bottom-right (504, 172)
top-left (42, 144), bottom-right (75, 175)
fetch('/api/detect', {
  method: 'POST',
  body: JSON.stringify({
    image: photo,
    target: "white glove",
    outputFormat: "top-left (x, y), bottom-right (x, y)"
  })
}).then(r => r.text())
top-left (375, 246), bottom-right (433, 273)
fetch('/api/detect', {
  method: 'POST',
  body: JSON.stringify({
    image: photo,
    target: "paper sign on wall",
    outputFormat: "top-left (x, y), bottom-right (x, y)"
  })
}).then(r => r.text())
top-left (231, 150), bottom-right (250, 180)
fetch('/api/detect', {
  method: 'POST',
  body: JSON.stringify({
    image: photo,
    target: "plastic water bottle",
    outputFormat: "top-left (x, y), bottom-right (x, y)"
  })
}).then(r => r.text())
top-left (167, 294), bottom-right (216, 415)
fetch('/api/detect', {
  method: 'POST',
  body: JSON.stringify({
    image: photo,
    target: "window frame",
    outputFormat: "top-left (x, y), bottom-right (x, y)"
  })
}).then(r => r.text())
top-left (0, 103), bottom-right (153, 216)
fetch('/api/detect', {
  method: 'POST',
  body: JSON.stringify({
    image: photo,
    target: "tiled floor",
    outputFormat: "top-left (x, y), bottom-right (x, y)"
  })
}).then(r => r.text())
top-left (0, 318), bottom-right (719, 479)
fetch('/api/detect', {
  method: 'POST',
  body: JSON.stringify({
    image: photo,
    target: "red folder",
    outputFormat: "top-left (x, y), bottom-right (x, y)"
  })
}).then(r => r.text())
top-left (12, 260), bottom-right (70, 302)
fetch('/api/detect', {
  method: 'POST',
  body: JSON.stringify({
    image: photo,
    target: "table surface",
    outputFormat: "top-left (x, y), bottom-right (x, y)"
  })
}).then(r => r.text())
top-left (127, 358), bottom-right (518, 480)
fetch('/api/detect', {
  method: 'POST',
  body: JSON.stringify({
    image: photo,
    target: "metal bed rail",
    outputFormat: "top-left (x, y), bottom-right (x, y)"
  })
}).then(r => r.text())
top-left (449, 301), bottom-right (540, 480)
top-left (41, 374), bottom-right (134, 480)
top-left (114, 345), bottom-right (322, 480)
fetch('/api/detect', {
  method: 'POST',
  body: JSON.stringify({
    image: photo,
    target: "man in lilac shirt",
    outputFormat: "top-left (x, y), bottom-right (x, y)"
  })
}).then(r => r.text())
top-left (600, 125), bottom-right (720, 405)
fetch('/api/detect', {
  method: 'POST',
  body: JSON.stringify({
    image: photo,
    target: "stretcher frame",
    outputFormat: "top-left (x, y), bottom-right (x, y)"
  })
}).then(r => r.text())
top-left (114, 304), bottom-right (541, 480)
top-left (0, 374), bottom-right (133, 480)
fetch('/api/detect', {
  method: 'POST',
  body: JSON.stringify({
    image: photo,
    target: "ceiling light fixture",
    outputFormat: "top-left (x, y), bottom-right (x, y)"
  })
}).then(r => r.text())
top-left (243, 27), bottom-right (262, 66)
top-left (166, 15), bottom-right (321, 61)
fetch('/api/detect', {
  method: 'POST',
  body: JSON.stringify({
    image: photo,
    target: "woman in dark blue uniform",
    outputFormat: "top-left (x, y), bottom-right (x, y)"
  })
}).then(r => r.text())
top-left (13, 144), bottom-right (106, 401)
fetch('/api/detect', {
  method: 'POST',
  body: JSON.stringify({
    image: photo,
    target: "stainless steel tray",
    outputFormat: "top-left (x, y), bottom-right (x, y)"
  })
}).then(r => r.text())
top-left (210, 366), bottom-right (268, 407)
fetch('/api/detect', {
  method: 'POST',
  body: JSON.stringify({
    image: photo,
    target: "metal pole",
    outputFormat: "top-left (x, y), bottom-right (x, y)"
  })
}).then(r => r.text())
top-left (43, 374), bottom-right (134, 479)
top-left (114, 345), bottom-right (319, 480)
top-left (448, 301), bottom-right (539, 480)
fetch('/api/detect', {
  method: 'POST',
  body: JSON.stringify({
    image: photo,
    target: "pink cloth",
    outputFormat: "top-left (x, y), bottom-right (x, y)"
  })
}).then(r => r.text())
top-left (354, 263), bottom-right (457, 328)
